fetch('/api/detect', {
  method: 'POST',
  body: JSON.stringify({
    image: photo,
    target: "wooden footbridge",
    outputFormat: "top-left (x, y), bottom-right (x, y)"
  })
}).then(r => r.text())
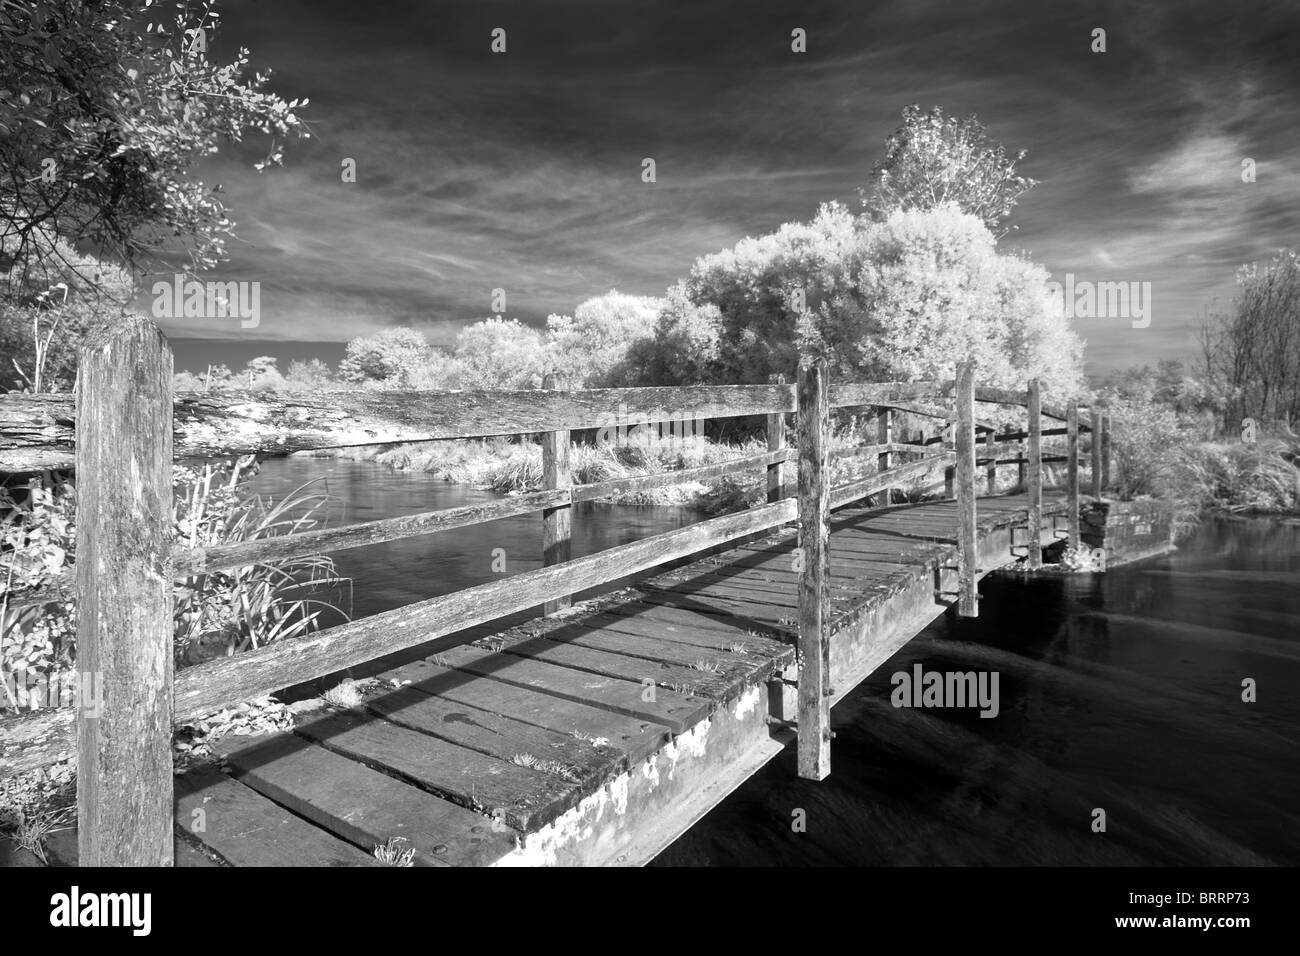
top-left (0, 317), bottom-right (1109, 866)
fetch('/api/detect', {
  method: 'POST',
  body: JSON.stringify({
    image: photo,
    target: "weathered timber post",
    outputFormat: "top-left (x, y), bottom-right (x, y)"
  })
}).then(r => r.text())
top-left (983, 430), bottom-right (997, 494)
top-left (76, 315), bottom-right (174, 866)
top-left (1100, 411), bottom-right (1112, 492)
top-left (1090, 406), bottom-right (1103, 499)
top-left (542, 372), bottom-right (572, 615)
top-left (796, 359), bottom-right (831, 781)
top-left (766, 373), bottom-right (788, 503)
top-left (1066, 400), bottom-right (1081, 548)
top-left (1026, 379), bottom-right (1043, 570)
top-left (876, 406), bottom-right (892, 506)
top-left (955, 361), bottom-right (978, 617)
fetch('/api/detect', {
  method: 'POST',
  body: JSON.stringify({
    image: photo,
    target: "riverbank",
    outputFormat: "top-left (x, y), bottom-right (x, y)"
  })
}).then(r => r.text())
top-left (298, 433), bottom-right (915, 514)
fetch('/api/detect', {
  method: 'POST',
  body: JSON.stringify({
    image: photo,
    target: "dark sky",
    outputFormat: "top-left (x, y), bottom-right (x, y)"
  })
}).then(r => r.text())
top-left (159, 0), bottom-right (1300, 377)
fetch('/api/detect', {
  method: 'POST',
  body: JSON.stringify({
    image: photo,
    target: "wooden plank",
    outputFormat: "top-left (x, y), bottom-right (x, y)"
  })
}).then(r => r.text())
top-left (876, 405), bottom-right (893, 506)
top-left (522, 620), bottom-right (765, 681)
top-left (378, 656), bottom-right (672, 764)
top-left (426, 644), bottom-right (712, 734)
top-left (827, 381), bottom-right (939, 409)
top-left (212, 733), bottom-right (515, 866)
top-left (983, 430), bottom-right (997, 492)
top-left (0, 383), bottom-right (799, 469)
top-left (829, 454), bottom-right (951, 510)
top-left (1026, 379), bottom-right (1043, 570)
top-left (175, 769), bottom-right (381, 867)
top-left (175, 489), bottom-right (568, 575)
top-left (0, 707), bottom-right (74, 776)
top-left (1101, 411), bottom-right (1112, 491)
top-left (796, 360), bottom-right (831, 781)
top-left (292, 709), bottom-right (578, 831)
top-left (542, 372), bottom-right (572, 616)
top-left (1067, 400), bottom-right (1081, 547)
top-left (767, 373), bottom-right (788, 503)
top-left (637, 586), bottom-right (799, 631)
top-left (582, 603), bottom-right (794, 658)
top-left (955, 361), bottom-right (978, 617)
top-left (496, 634), bottom-right (739, 700)
top-left (170, 496), bottom-right (797, 723)
top-left (364, 684), bottom-right (623, 787)
top-left (1091, 407), bottom-right (1103, 498)
top-left (76, 315), bottom-right (174, 867)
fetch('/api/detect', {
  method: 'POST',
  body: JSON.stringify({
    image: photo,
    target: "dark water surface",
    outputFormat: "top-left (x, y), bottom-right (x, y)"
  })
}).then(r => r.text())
top-left (653, 517), bottom-right (1300, 866)
top-left (248, 456), bottom-right (702, 622)
top-left (252, 459), bottom-right (1298, 866)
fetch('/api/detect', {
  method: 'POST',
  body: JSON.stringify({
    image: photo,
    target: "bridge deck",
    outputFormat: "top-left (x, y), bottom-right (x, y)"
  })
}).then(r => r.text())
top-left (168, 493), bottom-right (1067, 867)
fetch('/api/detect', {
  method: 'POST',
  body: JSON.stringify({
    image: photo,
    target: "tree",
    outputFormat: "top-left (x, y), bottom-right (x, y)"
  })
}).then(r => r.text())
top-left (686, 202), bottom-right (862, 383)
top-left (825, 204), bottom-right (1084, 396)
top-left (338, 327), bottom-right (434, 386)
top-left (284, 357), bottom-right (335, 392)
top-left (1200, 249), bottom-right (1300, 430)
top-left (544, 290), bottom-right (662, 386)
top-left (863, 105), bottom-right (1037, 238)
top-left (618, 282), bottom-right (724, 386)
top-left (0, 0), bottom-right (309, 274)
top-left (243, 355), bottom-right (284, 391)
top-left (449, 317), bottom-right (547, 389)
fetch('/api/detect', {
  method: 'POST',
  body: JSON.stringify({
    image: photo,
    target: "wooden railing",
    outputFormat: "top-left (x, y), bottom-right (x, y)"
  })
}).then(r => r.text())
top-left (0, 315), bottom-right (1109, 862)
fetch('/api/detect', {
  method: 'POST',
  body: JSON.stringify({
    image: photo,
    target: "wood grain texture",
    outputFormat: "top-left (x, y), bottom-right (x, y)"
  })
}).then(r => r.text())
top-left (175, 769), bottom-right (380, 867)
top-left (1101, 412), bottom-right (1112, 491)
top-left (796, 360), bottom-right (830, 780)
top-left (1026, 380), bottom-right (1043, 570)
top-left (75, 316), bottom-right (174, 867)
top-left (1091, 407), bottom-right (1103, 499)
top-left (0, 384), bottom-right (799, 468)
top-left (876, 407), bottom-right (893, 506)
top-left (767, 373), bottom-right (788, 503)
top-left (955, 362), bottom-right (979, 617)
top-left (542, 372), bottom-right (573, 615)
top-left (1067, 401), bottom-right (1081, 548)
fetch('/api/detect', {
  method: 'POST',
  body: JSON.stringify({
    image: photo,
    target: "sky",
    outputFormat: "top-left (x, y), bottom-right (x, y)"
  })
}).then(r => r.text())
top-left (155, 0), bottom-right (1300, 378)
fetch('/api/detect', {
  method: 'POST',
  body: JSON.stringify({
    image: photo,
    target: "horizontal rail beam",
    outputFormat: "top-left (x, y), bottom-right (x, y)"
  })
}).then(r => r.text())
top-left (175, 488), bottom-right (570, 576)
top-left (0, 385), bottom-right (799, 469)
top-left (829, 453), bottom-right (954, 510)
top-left (171, 497), bottom-right (798, 723)
top-left (571, 448), bottom-right (789, 503)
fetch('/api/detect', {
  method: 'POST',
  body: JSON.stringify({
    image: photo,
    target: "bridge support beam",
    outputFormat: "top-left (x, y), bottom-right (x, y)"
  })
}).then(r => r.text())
top-left (796, 359), bottom-right (831, 780)
top-left (1090, 407), bottom-right (1103, 499)
top-left (1026, 379), bottom-right (1043, 570)
top-left (955, 361), bottom-right (979, 617)
top-left (542, 372), bottom-right (572, 615)
top-left (766, 373), bottom-right (788, 502)
top-left (876, 406), bottom-right (892, 505)
top-left (76, 315), bottom-right (175, 866)
top-left (1066, 400), bottom-right (1081, 548)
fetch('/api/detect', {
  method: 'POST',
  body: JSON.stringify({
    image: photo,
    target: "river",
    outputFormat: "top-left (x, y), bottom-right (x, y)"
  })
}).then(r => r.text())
top-left (250, 458), bottom-right (1300, 866)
